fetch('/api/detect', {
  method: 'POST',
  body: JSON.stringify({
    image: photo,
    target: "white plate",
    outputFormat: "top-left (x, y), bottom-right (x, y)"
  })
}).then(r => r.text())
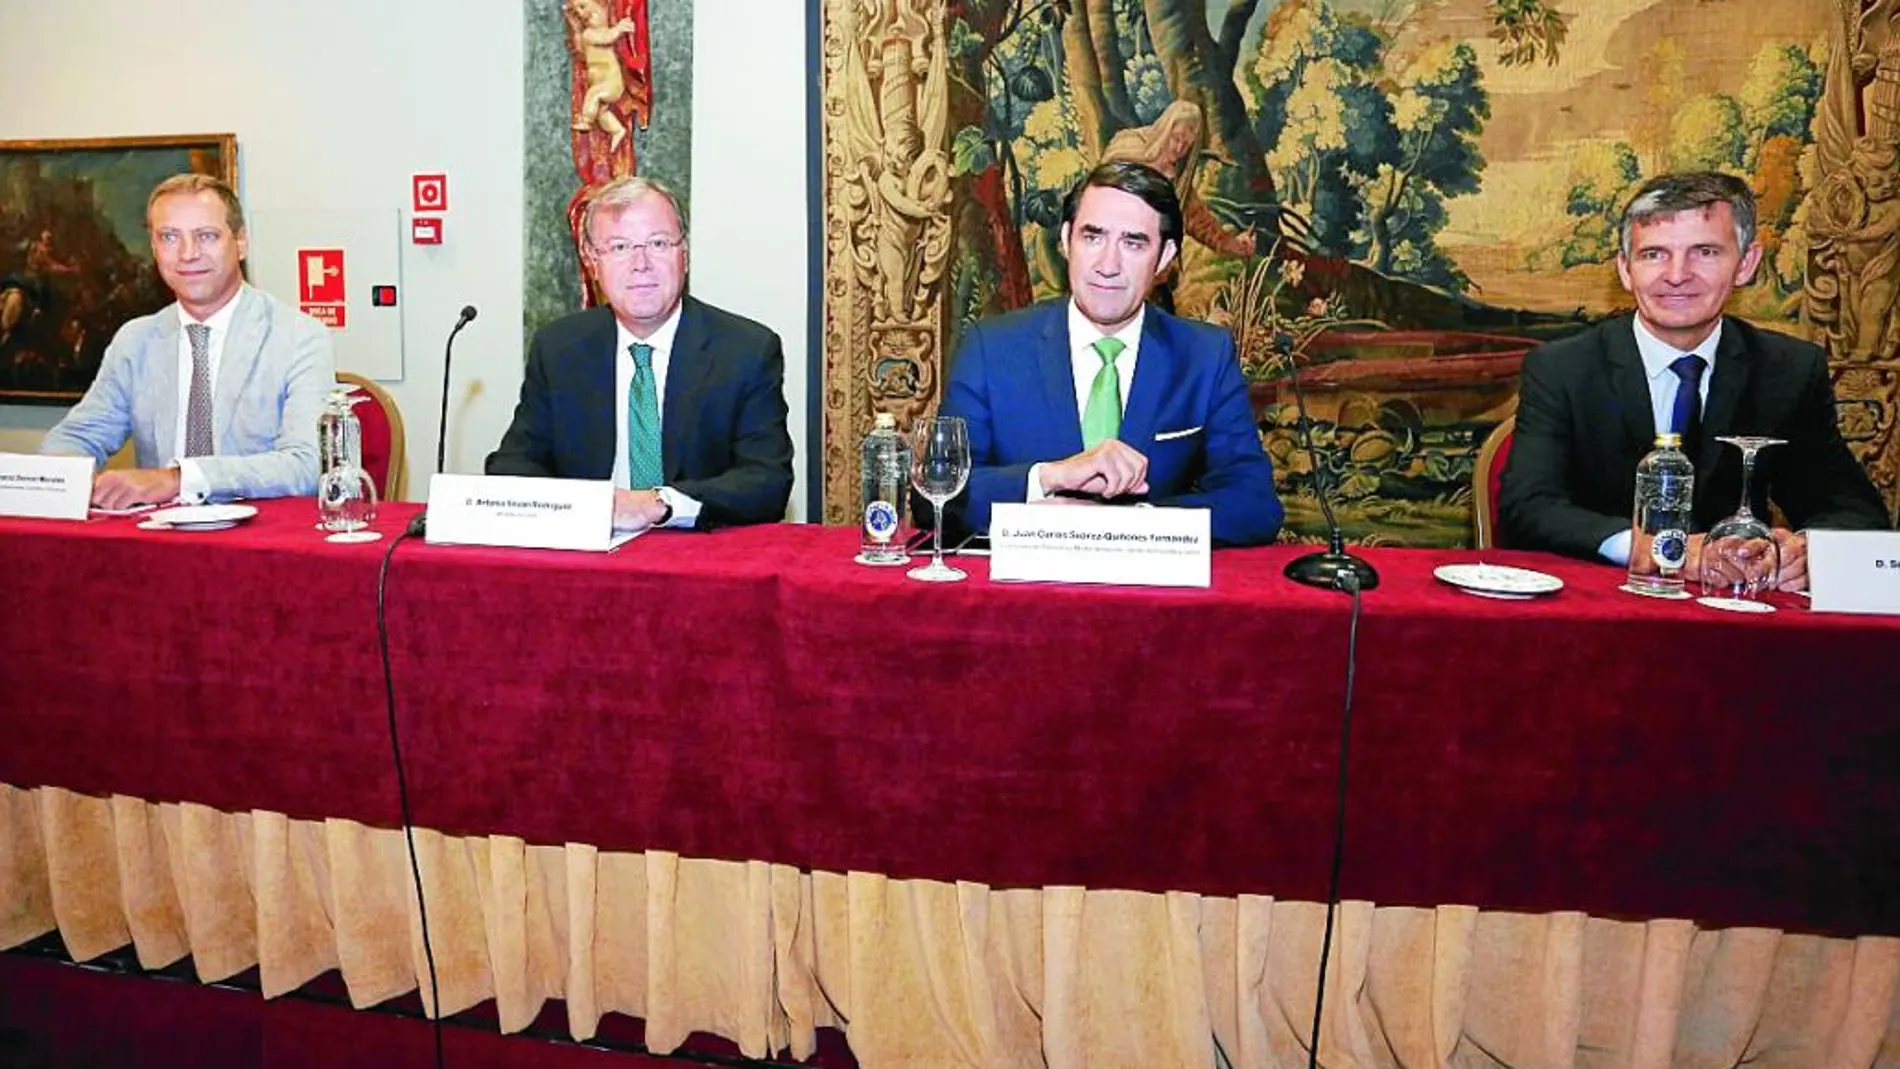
top-left (1696, 596), bottom-right (1777, 614)
top-left (140, 518), bottom-right (239, 532)
top-left (1618, 582), bottom-right (1693, 601)
top-left (1435, 563), bottom-right (1564, 598)
top-left (145, 504), bottom-right (258, 528)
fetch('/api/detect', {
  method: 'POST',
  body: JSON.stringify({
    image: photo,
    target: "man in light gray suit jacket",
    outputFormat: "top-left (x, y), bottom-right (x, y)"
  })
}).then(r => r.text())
top-left (40, 174), bottom-right (335, 508)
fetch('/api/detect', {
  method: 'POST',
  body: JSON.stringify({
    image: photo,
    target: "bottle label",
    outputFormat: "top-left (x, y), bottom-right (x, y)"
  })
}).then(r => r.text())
top-left (1652, 528), bottom-right (1689, 571)
top-left (863, 500), bottom-right (899, 544)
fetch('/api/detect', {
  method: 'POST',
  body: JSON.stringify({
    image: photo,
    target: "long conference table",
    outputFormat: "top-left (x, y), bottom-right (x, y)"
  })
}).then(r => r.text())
top-left (3, 498), bottom-right (1898, 1067)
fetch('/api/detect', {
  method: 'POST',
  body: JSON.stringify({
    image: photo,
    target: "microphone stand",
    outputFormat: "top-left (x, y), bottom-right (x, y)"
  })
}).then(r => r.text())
top-left (1272, 289), bottom-right (1379, 593)
top-left (435, 306), bottom-right (476, 474)
top-left (407, 305), bottom-right (477, 537)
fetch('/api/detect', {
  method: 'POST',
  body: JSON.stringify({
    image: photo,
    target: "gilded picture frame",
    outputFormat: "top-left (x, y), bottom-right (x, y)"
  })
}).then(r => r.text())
top-left (0, 133), bottom-right (238, 404)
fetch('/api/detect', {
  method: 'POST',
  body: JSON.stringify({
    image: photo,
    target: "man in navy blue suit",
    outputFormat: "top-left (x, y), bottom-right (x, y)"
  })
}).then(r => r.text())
top-left (941, 161), bottom-right (1282, 546)
top-left (487, 176), bottom-right (793, 531)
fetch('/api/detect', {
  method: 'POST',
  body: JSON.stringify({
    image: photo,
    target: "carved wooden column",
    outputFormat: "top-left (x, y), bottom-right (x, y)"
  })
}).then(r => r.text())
top-left (818, 0), bottom-right (954, 524)
top-left (1805, 0), bottom-right (1900, 518)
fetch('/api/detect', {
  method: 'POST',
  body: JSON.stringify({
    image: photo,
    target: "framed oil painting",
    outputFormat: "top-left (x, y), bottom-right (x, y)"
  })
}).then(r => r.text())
top-left (0, 133), bottom-right (237, 404)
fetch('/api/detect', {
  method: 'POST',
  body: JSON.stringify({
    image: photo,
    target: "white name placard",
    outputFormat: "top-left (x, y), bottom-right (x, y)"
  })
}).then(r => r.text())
top-left (424, 474), bottom-right (633, 552)
top-left (0, 453), bottom-right (92, 521)
top-left (1807, 529), bottom-right (1900, 616)
top-left (989, 502), bottom-right (1211, 587)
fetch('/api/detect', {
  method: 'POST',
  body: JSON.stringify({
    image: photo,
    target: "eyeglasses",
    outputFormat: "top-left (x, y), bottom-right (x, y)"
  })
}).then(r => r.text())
top-left (591, 236), bottom-right (684, 262)
top-left (153, 228), bottom-right (228, 252)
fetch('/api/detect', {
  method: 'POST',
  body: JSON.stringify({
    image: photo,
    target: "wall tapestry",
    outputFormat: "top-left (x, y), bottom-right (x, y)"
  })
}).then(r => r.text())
top-left (818, 0), bottom-right (1900, 542)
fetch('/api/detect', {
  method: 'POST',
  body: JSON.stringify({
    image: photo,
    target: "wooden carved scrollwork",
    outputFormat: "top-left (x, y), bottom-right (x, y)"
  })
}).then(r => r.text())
top-left (1806, 0), bottom-right (1900, 516)
top-left (820, 0), bottom-right (954, 524)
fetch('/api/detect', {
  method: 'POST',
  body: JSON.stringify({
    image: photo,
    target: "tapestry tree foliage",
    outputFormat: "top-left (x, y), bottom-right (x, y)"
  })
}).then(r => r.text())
top-left (940, 0), bottom-right (1608, 312)
top-left (1250, 1), bottom-right (1488, 292)
top-left (1549, 40), bottom-right (1825, 295)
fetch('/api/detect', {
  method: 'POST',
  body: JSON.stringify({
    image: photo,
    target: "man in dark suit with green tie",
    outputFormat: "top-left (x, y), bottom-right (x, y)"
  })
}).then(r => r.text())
top-left (487, 176), bottom-right (793, 531)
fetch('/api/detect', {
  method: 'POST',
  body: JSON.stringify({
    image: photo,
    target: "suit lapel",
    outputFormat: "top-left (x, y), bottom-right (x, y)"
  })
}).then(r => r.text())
top-left (1697, 319), bottom-right (1751, 473)
top-left (1120, 307), bottom-right (1171, 448)
top-left (149, 306), bottom-right (183, 455)
top-left (580, 309), bottom-right (619, 478)
top-left (212, 290), bottom-right (265, 446)
top-left (1604, 316), bottom-right (1656, 452)
top-left (1037, 302), bottom-right (1084, 455)
top-left (661, 297), bottom-right (713, 480)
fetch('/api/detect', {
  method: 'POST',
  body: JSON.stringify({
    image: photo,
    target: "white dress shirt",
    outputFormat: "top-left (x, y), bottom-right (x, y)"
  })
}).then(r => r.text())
top-left (171, 287), bottom-right (246, 503)
top-left (1026, 301), bottom-right (1146, 501)
top-left (1598, 316), bottom-right (1722, 564)
top-left (609, 307), bottom-right (699, 527)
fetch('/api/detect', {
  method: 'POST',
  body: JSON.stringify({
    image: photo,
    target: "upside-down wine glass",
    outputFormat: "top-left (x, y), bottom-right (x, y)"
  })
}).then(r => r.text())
top-left (1696, 436), bottom-right (1785, 608)
top-left (908, 415), bottom-right (971, 583)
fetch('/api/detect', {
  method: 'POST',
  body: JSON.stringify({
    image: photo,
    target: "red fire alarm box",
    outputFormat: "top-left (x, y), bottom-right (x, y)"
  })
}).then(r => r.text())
top-left (413, 173), bottom-right (447, 213)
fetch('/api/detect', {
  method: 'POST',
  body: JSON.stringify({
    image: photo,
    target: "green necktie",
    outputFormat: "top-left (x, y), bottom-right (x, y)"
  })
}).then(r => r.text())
top-left (627, 342), bottom-right (663, 488)
top-left (1081, 336), bottom-right (1126, 450)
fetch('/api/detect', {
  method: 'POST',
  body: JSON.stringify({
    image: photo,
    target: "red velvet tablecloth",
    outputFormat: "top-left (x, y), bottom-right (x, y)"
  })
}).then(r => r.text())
top-left (2, 499), bottom-right (1895, 937)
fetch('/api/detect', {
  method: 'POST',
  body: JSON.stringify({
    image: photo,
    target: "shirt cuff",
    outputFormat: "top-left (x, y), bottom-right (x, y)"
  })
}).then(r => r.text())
top-left (657, 486), bottom-right (701, 528)
top-left (1025, 463), bottom-right (1049, 503)
top-left (176, 458), bottom-right (210, 504)
top-left (1598, 529), bottom-right (1632, 566)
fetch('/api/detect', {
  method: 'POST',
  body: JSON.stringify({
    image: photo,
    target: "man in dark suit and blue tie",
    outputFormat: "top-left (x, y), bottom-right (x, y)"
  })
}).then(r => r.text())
top-left (1499, 171), bottom-right (1890, 589)
top-left (487, 176), bottom-right (793, 531)
top-left (940, 161), bottom-right (1282, 547)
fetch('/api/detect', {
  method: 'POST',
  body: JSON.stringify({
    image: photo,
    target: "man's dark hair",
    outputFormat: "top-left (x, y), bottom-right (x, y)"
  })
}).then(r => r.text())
top-left (1619, 171), bottom-right (1757, 257)
top-left (1060, 161), bottom-right (1184, 248)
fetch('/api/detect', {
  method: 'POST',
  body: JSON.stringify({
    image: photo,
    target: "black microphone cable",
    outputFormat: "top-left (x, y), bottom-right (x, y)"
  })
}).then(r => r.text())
top-left (1305, 570), bottom-right (1363, 1069)
top-left (1234, 246), bottom-right (1373, 1067)
top-left (375, 528), bottom-right (446, 1069)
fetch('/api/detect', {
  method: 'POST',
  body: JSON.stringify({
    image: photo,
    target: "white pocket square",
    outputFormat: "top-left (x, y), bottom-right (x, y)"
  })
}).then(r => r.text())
top-left (1153, 426), bottom-right (1202, 442)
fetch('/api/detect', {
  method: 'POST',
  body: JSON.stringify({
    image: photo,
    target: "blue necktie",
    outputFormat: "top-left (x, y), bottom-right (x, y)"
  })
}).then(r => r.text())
top-left (1668, 354), bottom-right (1706, 452)
top-left (627, 343), bottom-right (663, 488)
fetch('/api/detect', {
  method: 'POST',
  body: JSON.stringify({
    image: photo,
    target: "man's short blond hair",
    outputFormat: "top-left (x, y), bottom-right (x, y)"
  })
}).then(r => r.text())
top-left (147, 173), bottom-right (246, 236)
top-left (580, 175), bottom-right (687, 249)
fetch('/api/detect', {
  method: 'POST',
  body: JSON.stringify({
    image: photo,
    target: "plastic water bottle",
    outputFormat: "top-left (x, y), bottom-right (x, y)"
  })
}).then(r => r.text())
top-left (857, 412), bottom-right (913, 565)
top-left (1627, 432), bottom-right (1695, 597)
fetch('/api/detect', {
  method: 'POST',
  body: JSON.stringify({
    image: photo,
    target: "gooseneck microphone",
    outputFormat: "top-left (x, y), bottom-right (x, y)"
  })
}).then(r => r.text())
top-left (436, 305), bottom-right (478, 474)
top-left (1278, 320), bottom-right (1379, 593)
top-left (406, 305), bottom-right (478, 538)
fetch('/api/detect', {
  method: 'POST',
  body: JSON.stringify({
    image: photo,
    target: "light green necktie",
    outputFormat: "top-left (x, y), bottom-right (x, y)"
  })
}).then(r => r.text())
top-left (627, 342), bottom-right (663, 488)
top-left (1081, 336), bottom-right (1126, 449)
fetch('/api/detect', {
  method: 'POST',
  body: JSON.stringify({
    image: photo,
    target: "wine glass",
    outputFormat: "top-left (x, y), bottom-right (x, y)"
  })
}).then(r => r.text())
top-left (315, 387), bottom-right (369, 530)
top-left (908, 415), bottom-right (972, 583)
top-left (1696, 436), bottom-right (1785, 609)
top-left (318, 461), bottom-right (381, 543)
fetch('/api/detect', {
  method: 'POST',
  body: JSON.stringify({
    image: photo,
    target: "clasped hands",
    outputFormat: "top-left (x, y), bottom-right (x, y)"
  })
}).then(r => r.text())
top-left (1633, 527), bottom-right (1810, 592)
top-left (1036, 440), bottom-right (1149, 503)
top-left (1696, 528), bottom-right (1809, 592)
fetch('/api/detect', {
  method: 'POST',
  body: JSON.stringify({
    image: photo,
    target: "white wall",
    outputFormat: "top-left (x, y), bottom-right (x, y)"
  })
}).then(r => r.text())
top-left (0, 0), bottom-right (812, 519)
top-left (692, 3), bottom-right (811, 519)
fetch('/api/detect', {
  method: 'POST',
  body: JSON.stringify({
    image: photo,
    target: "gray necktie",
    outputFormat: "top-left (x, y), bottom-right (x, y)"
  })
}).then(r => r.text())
top-left (184, 323), bottom-right (215, 457)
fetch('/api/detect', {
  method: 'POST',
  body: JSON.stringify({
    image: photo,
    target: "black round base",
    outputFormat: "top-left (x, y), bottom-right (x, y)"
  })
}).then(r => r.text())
top-left (1284, 550), bottom-right (1381, 592)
